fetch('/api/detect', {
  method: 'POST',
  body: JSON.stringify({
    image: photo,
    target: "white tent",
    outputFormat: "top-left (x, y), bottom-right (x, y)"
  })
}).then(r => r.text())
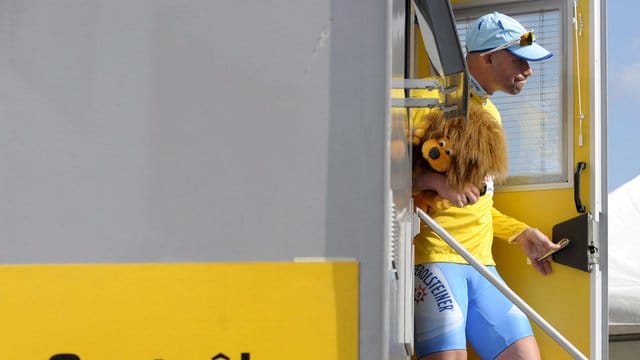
top-left (609, 174), bottom-right (640, 324)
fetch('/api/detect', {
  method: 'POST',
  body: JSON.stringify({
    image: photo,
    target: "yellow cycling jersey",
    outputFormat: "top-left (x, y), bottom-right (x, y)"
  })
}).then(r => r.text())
top-left (411, 92), bottom-right (528, 265)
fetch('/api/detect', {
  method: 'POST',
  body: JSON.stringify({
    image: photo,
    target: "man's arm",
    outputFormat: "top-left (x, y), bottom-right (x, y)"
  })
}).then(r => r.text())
top-left (413, 170), bottom-right (481, 207)
top-left (492, 207), bottom-right (561, 275)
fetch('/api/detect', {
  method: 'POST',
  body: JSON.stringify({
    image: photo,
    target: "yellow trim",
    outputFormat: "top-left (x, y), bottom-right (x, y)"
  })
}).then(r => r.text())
top-left (0, 262), bottom-right (359, 359)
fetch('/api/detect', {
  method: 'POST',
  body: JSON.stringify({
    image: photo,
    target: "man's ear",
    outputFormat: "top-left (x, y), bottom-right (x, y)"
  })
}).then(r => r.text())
top-left (484, 54), bottom-right (493, 64)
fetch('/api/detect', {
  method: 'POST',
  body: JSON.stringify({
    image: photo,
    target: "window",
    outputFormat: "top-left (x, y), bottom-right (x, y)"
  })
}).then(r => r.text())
top-left (454, 1), bottom-right (570, 188)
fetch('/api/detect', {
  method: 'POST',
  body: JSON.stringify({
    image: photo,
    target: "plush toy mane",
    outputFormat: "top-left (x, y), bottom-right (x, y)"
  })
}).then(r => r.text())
top-left (413, 101), bottom-right (509, 195)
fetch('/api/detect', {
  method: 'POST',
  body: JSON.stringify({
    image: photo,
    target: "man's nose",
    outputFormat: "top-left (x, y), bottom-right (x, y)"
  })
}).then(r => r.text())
top-left (522, 62), bottom-right (533, 77)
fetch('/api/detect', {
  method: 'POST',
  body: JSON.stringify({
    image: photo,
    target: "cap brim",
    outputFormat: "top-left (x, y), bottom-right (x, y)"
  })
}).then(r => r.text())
top-left (507, 43), bottom-right (553, 61)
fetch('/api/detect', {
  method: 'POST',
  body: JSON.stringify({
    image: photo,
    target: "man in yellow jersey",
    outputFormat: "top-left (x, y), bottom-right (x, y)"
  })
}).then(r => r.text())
top-left (412, 12), bottom-right (560, 360)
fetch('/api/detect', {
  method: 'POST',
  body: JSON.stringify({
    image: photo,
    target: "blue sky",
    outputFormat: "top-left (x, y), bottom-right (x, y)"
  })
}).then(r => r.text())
top-left (607, 1), bottom-right (639, 192)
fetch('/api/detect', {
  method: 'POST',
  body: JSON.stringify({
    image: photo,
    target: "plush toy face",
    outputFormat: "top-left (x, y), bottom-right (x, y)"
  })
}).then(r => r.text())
top-left (421, 137), bottom-right (452, 173)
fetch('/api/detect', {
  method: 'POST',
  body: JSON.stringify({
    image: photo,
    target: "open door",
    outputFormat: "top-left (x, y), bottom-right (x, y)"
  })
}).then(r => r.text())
top-left (488, 1), bottom-right (607, 358)
top-left (408, 0), bottom-right (607, 358)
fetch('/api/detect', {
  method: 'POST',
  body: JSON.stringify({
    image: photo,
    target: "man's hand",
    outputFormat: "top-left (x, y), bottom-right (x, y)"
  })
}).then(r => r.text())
top-left (414, 171), bottom-right (480, 207)
top-left (441, 182), bottom-right (481, 208)
top-left (514, 227), bottom-right (561, 275)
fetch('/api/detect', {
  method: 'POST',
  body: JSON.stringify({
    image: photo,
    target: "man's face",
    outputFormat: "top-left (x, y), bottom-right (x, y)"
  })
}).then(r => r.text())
top-left (489, 50), bottom-right (533, 95)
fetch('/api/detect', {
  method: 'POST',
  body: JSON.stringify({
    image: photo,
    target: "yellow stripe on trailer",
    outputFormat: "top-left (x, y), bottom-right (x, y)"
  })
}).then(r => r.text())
top-left (0, 261), bottom-right (358, 360)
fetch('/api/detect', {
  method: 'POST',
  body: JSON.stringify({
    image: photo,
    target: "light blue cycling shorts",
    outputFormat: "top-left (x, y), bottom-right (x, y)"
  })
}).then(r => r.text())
top-left (414, 262), bottom-right (534, 359)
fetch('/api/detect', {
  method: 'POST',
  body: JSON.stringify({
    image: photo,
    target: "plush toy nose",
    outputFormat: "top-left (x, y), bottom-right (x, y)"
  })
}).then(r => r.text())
top-left (428, 147), bottom-right (440, 160)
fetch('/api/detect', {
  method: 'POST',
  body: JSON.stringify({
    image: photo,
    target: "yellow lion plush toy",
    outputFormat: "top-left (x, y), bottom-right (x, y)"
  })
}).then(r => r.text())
top-left (412, 101), bottom-right (509, 213)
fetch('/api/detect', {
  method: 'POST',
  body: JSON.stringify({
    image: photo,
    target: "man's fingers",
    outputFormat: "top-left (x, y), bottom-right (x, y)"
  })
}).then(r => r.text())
top-left (533, 257), bottom-right (552, 275)
top-left (452, 191), bottom-right (480, 207)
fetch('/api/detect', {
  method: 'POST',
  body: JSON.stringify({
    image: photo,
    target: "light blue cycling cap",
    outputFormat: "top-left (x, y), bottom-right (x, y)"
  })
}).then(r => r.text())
top-left (465, 12), bottom-right (552, 61)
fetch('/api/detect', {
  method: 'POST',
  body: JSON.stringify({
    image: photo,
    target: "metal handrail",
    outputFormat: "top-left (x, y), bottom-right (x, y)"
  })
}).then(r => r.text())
top-left (416, 208), bottom-right (588, 360)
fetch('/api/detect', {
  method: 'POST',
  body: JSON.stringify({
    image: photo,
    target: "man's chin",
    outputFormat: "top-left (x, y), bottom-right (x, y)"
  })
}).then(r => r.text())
top-left (506, 88), bottom-right (522, 95)
top-left (510, 83), bottom-right (526, 95)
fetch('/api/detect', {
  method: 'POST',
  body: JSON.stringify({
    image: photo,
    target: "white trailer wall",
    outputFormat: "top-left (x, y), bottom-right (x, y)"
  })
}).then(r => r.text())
top-left (0, 1), bottom-right (390, 357)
